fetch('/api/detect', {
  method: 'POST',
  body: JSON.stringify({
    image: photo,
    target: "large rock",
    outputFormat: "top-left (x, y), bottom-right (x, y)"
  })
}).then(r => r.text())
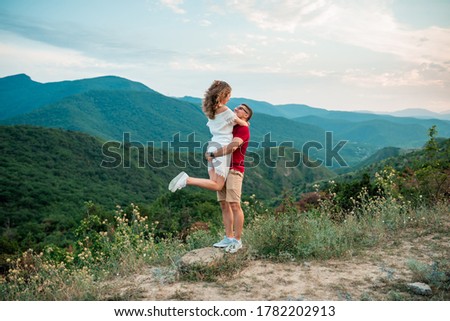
top-left (407, 282), bottom-right (432, 296)
top-left (179, 247), bottom-right (225, 268)
top-left (178, 247), bottom-right (247, 282)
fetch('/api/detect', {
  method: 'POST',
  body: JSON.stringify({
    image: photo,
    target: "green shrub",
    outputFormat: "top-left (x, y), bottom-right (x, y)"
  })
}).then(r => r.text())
top-left (245, 184), bottom-right (448, 262)
top-left (0, 203), bottom-right (187, 300)
top-left (407, 258), bottom-right (450, 299)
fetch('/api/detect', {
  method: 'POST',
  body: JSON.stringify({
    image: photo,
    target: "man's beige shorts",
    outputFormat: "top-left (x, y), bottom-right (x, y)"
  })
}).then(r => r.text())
top-left (217, 169), bottom-right (244, 203)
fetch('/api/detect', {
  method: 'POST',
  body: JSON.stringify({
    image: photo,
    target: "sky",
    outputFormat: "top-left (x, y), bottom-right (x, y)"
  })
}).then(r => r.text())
top-left (1, 0), bottom-right (450, 113)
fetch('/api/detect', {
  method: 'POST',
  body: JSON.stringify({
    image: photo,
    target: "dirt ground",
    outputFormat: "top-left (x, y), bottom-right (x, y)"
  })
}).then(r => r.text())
top-left (114, 226), bottom-right (449, 301)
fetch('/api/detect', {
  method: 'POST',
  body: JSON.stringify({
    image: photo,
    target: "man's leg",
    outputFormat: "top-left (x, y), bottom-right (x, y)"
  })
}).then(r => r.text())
top-left (223, 171), bottom-right (244, 253)
top-left (229, 202), bottom-right (244, 241)
top-left (219, 201), bottom-right (234, 239)
top-left (213, 180), bottom-right (234, 248)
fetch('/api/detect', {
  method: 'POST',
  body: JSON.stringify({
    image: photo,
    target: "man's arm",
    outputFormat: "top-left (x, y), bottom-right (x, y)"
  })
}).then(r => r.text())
top-left (205, 137), bottom-right (244, 160)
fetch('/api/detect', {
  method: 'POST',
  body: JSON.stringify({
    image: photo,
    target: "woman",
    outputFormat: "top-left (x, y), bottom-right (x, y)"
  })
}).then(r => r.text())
top-left (168, 80), bottom-right (248, 192)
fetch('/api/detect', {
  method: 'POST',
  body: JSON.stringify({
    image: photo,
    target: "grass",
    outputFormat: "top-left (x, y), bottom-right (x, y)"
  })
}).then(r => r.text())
top-left (245, 191), bottom-right (447, 262)
top-left (406, 258), bottom-right (450, 300)
top-left (0, 192), bottom-right (448, 300)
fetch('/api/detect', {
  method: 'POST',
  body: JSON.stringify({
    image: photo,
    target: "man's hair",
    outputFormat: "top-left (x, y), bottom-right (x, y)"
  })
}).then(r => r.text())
top-left (241, 103), bottom-right (253, 121)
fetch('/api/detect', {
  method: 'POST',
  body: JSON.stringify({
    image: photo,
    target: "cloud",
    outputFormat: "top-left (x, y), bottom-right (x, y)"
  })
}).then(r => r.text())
top-left (342, 66), bottom-right (447, 88)
top-left (227, 0), bottom-right (450, 69)
top-left (160, 0), bottom-right (186, 14)
top-left (0, 13), bottom-right (116, 56)
top-left (286, 52), bottom-right (310, 64)
top-left (226, 45), bottom-right (246, 56)
top-left (227, 0), bottom-right (335, 32)
top-left (0, 13), bottom-right (179, 64)
top-left (169, 58), bottom-right (217, 71)
top-left (199, 19), bottom-right (212, 27)
top-left (0, 39), bottom-right (132, 81)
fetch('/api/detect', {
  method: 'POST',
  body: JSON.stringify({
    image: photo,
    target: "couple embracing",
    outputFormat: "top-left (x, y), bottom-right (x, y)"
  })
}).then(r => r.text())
top-left (169, 80), bottom-right (253, 253)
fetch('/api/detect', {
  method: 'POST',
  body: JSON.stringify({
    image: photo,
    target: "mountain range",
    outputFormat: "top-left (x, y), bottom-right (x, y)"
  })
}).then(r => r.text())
top-left (180, 96), bottom-right (450, 121)
top-left (382, 108), bottom-right (450, 120)
top-left (0, 74), bottom-right (152, 119)
top-left (179, 97), bottom-right (450, 157)
top-left (1, 74), bottom-right (450, 167)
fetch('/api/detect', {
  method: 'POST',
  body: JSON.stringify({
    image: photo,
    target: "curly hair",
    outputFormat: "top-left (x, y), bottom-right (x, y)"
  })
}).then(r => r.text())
top-left (202, 80), bottom-right (232, 119)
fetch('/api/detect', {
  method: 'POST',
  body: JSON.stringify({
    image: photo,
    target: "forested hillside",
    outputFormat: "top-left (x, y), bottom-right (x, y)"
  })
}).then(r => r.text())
top-left (0, 125), bottom-right (334, 255)
top-left (0, 125), bottom-right (177, 253)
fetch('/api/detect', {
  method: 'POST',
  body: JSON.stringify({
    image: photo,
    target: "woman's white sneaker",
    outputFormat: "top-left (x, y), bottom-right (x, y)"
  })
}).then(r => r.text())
top-left (168, 171), bottom-right (189, 192)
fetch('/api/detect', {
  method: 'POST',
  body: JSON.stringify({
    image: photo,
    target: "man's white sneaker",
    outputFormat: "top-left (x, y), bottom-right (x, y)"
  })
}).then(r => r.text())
top-left (225, 239), bottom-right (242, 253)
top-left (168, 171), bottom-right (189, 192)
top-left (213, 236), bottom-right (234, 248)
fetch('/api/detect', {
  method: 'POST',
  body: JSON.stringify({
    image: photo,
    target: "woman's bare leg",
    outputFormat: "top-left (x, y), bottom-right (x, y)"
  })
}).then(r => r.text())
top-left (186, 169), bottom-right (226, 191)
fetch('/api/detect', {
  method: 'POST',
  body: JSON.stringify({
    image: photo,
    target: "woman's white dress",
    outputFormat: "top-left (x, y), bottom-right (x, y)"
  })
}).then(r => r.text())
top-left (206, 108), bottom-right (236, 178)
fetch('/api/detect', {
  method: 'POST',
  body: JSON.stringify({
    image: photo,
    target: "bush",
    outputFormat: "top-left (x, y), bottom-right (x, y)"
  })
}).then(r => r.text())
top-left (407, 258), bottom-right (450, 299)
top-left (0, 203), bottom-right (187, 300)
top-left (245, 182), bottom-right (448, 262)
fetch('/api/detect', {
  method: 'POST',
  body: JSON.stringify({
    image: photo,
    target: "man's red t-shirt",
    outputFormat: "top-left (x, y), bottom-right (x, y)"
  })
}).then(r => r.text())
top-left (230, 125), bottom-right (250, 173)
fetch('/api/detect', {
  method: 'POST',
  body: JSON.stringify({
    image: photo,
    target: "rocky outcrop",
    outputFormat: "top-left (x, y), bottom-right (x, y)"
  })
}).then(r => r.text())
top-left (179, 247), bottom-right (225, 268)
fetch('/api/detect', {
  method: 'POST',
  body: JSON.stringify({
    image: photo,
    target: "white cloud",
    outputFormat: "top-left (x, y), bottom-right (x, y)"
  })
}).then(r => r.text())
top-left (307, 70), bottom-right (332, 77)
top-left (227, 0), bottom-right (450, 69)
top-left (169, 58), bottom-right (217, 71)
top-left (160, 0), bottom-right (186, 14)
top-left (246, 34), bottom-right (269, 46)
top-left (327, 5), bottom-right (450, 69)
top-left (227, 0), bottom-right (335, 32)
top-left (0, 39), bottom-right (132, 81)
top-left (286, 52), bottom-right (310, 64)
top-left (226, 45), bottom-right (246, 55)
top-left (199, 19), bottom-right (212, 27)
top-left (342, 67), bottom-right (446, 88)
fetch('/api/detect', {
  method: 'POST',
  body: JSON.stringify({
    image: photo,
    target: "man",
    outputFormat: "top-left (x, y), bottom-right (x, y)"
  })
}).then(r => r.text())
top-left (208, 104), bottom-right (253, 253)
